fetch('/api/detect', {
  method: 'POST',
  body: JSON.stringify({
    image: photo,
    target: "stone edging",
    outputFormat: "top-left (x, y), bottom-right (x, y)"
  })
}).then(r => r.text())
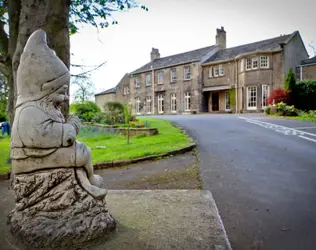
top-left (94, 143), bottom-right (196, 170)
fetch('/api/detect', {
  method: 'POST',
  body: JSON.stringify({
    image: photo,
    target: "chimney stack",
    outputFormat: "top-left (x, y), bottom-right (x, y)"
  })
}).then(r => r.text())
top-left (216, 26), bottom-right (226, 49)
top-left (150, 48), bottom-right (160, 61)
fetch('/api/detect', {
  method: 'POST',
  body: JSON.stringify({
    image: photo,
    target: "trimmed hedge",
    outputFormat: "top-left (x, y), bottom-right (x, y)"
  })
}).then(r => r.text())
top-left (293, 81), bottom-right (316, 111)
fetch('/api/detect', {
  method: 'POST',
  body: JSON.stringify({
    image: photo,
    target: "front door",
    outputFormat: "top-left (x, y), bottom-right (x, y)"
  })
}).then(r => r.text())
top-left (212, 92), bottom-right (219, 111)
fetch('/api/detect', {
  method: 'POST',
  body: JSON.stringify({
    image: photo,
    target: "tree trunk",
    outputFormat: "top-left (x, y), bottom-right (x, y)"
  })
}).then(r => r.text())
top-left (10, 0), bottom-right (70, 123)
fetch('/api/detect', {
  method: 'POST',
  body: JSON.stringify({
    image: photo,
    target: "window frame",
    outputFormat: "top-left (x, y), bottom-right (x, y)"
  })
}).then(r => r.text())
top-left (225, 91), bottom-right (230, 111)
top-left (135, 76), bottom-right (141, 88)
top-left (247, 86), bottom-right (257, 110)
top-left (219, 64), bottom-right (225, 76)
top-left (170, 68), bottom-right (177, 83)
top-left (171, 93), bottom-right (177, 113)
top-left (157, 71), bottom-right (164, 85)
top-left (208, 66), bottom-right (213, 78)
top-left (252, 57), bottom-right (258, 69)
top-left (136, 97), bottom-right (141, 114)
top-left (246, 58), bottom-right (251, 71)
top-left (184, 92), bottom-right (191, 112)
top-left (214, 65), bottom-right (219, 77)
top-left (184, 66), bottom-right (191, 80)
top-left (262, 85), bottom-right (269, 109)
top-left (260, 56), bottom-right (269, 68)
top-left (145, 73), bottom-right (151, 86)
top-left (146, 96), bottom-right (152, 114)
top-left (158, 95), bottom-right (164, 114)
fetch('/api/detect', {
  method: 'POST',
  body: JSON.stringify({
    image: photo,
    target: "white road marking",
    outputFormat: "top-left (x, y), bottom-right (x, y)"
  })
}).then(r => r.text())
top-left (293, 127), bottom-right (316, 130)
top-left (298, 135), bottom-right (316, 143)
top-left (238, 117), bottom-right (316, 143)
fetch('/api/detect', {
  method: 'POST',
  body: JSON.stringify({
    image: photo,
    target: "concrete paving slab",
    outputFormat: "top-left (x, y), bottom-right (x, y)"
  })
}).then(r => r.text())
top-left (1, 187), bottom-right (231, 250)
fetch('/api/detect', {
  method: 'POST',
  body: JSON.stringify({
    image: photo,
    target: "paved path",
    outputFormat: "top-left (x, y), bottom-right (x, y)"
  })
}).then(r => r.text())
top-left (151, 114), bottom-right (316, 250)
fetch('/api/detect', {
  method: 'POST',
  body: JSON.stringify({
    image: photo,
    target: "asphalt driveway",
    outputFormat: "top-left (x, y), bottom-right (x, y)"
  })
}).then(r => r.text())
top-left (152, 114), bottom-right (316, 250)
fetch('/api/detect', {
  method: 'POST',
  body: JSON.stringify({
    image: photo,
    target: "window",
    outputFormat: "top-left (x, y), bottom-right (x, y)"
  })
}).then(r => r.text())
top-left (262, 85), bottom-right (269, 108)
top-left (246, 58), bottom-right (251, 70)
top-left (135, 76), bottom-right (140, 88)
top-left (158, 95), bottom-right (164, 113)
top-left (123, 87), bottom-right (129, 96)
top-left (260, 56), bottom-right (269, 68)
top-left (252, 57), bottom-right (258, 69)
top-left (171, 93), bottom-right (177, 113)
top-left (146, 96), bottom-right (152, 114)
top-left (184, 92), bottom-right (191, 111)
top-left (158, 71), bottom-right (163, 85)
top-left (225, 91), bottom-right (230, 111)
top-left (219, 64), bottom-right (225, 76)
top-left (184, 66), bottom-right (191, 80)
top-left (171, 68), bottom-right (177, 82)
top-left (208, 66), bottom-right (213, 78)
top-left (145, 73), bottom-right (151, 86)
top-left (214, 65), bottom-right (219, 77)
top-left (136, 97), bottom-right (141, 114)
top-left (123, 87), bottom-right (126, 96)
top-left (247, 86), bottom-right (257, 110)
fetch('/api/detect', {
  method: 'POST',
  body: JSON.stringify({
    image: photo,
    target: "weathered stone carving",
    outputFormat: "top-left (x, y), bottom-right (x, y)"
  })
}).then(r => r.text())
top-left (8, 30), bottom-right (116, 248)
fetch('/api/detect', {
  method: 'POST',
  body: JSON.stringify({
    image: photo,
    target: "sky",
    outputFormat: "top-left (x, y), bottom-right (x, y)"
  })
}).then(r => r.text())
top-left (69, 0), bottom-right (316, 99)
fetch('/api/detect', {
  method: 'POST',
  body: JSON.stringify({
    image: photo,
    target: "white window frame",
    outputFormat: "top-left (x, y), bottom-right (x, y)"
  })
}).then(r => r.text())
top-left (184, 66), bottom-right (191, 80)
top-left (184, 92), bottom-right (191, 112)
top-left (262, 85), bottom-right (269, 109)
top-left (135, 76), bottom-right (140, 88)
top-left (260, 56), bottom-right (269, 68)
top-left (219, 64), bottom-right (225, 76)
top-left (136, 97), bottom-right (141, 114)
top-left (208, 66), bottom-right (213, 78)
top-left (123, 87), bottom-right (126, 96)
top-left (146, 96), bottom-right (152, 114)
top-left (246, 58), bottom-right (251, 70)
top-left (171, 68), bottom-right (177, 82)
top-left (252, 57), bottom-right (258, 69)
top-left (171, 93), bottom-right (177, 113)
top-left (247, 86), bottom-right (257, 110)
top-left (158, 95), bottom-right (164, 114)
top-left (225, 91), bottom-right (230, 111)
top-left (214, 65), bottom-right (219, 77)
top-left (240, 59), bottom-right (244, 72)
top-left (145, 73), bottom-right (151, 86)
top-left (157, 71), bottom-right (163, 85)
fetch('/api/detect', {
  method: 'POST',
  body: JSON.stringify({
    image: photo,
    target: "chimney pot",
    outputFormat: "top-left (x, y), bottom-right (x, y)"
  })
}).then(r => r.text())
top-left (150, 48), bottom-right (160, 61)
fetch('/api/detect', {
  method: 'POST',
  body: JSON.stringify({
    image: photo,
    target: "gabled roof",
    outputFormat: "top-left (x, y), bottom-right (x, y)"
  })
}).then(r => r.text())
top-left (301, 56), bottom-right (316, 65)
top-left (131, 45), bottom-right (216, 75)
top-left (95, 87), bottom-right (116, 96)
top-left (203, 32), bottom-right (295, 64)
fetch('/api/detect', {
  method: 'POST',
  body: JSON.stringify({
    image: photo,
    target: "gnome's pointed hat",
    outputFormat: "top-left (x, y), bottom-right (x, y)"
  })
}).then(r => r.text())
top-left (16, 29), bottom-right (70, 107)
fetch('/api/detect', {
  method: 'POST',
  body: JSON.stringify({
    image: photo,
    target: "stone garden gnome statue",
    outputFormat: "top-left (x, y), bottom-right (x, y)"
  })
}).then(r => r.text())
top-left (8, 30), bottom-right (116, 248)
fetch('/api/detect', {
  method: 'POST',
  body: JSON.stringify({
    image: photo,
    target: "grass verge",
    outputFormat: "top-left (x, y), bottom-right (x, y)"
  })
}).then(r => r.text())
top-left (268, 114), bottom-right (316, 122)
top-left (0, 118), bottom-right (190, 174)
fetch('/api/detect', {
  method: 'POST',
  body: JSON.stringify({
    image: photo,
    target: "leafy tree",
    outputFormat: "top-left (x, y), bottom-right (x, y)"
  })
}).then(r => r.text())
top-left (72, 75), bottom-right (95, 103)
top-left (285, 68), bottom-right (296, 105)
top-left (0, 0), bottom-right (148, 125)
top-left (104, 101), bottom-right (124, 124)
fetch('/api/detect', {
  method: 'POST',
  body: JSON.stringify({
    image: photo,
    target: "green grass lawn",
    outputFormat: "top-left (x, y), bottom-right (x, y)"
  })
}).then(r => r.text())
top-left (268, 114), bottom-right (316, 122)
top-left (0, 135), bottom-right (11, 174)
top-left (0, 118), bottom-right (189, 173)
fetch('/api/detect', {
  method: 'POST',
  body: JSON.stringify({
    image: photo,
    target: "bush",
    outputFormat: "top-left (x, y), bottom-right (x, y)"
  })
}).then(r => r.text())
top-left (265, 106), bottom-right (271, 115)
top-left (293, 81), bottom-right (316, 111)
top-left (0, 112), bottom-right (7, 122)
top-left (70, 101), bottom-right (101, 122)
top-left (267, 88), bottom-right (289, 105)
top-left (276, 102), bottom-right (298, 116)
top-left (104, 102), bottom-right (124, 125)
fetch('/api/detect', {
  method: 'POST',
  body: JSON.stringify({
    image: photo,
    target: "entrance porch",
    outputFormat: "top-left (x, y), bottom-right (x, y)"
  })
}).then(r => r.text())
top-left (202, 86), bottom-right (235, 113)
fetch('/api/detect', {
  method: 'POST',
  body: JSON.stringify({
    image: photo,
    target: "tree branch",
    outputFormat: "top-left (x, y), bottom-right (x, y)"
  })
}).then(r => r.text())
top-left (71, 61), bottom-right (106, 77)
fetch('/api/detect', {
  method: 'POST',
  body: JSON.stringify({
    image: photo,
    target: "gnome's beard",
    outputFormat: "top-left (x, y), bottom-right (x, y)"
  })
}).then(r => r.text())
top-left (38, 95), bottom-right (65, 123)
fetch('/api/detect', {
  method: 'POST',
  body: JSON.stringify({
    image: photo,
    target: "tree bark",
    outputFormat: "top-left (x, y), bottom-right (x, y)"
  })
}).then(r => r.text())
top-left (11, 0), bottom-right (70, 123)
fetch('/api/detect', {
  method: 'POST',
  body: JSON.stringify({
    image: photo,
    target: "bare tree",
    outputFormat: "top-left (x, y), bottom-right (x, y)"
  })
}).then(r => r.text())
top-left (72, 75), bottom-right (95, 103)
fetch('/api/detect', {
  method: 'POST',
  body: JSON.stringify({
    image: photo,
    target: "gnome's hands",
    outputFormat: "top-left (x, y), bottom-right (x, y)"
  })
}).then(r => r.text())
top-left (68, 116), bottom-right (81, 135)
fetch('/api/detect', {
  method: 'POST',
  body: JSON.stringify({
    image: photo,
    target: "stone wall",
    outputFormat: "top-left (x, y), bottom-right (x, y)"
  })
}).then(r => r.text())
top-left (91, 124), bottom-right (158, 137)
top-left (296, 64), bottom-right (316, 81)
top-left (95, 93), bottom-right (116, 112)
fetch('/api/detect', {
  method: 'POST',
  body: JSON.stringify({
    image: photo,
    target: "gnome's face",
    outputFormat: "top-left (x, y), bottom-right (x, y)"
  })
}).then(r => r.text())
top-left (49, 85), bottom-right (69, 107)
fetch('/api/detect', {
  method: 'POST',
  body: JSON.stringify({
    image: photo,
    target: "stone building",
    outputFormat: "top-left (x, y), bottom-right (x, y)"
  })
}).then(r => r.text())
top-left (95, 73), bottom-right (130, 111)
top-left (96, 27), bottom-right (308, 114)
top-left (296, 56), bottom-right (316, 81)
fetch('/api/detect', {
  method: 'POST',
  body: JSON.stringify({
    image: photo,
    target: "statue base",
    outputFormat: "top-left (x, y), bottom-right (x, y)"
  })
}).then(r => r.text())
top-left (8, 168), bottom-right (116, 248)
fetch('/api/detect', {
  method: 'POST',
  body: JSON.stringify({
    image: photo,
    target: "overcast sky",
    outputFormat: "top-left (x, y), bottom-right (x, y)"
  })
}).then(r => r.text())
top-left (70, 0), bottom-right (315, 98)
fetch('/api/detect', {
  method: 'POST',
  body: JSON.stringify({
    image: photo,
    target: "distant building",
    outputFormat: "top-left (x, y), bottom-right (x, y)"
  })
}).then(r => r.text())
top-left (96, 27), bottom-right (308, 114)
top-left (296, 56), bottom-right (316, 81)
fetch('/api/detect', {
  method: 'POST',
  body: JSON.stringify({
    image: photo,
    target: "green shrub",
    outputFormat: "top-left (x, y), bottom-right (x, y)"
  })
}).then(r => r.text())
top-left (293, 80), bottom-right (316, 111)
top-left (265, 106), bottom-right (271, 115)
top-left (276, 102), bottom-right (298, 116)
top-left (0, 112), bottom-right (8, 122)
top-left (71, 101), bottom-right (101, 122)
top-left (104, 102), bottom-right (124, 125)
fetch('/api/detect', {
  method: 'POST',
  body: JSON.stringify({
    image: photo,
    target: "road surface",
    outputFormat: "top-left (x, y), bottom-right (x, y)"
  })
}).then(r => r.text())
top-left (153, 114), bottom-right (316, 250)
